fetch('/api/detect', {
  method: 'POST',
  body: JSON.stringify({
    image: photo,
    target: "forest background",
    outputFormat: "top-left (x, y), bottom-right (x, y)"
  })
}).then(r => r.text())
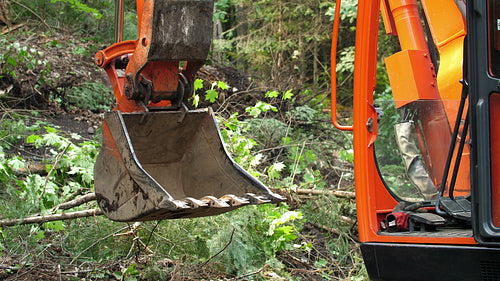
top-left (0, 0), bottom-right (399, 280)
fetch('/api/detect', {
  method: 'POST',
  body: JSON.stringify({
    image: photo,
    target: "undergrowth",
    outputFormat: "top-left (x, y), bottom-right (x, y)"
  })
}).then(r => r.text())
top-left (0, 89), bottom-right (365, 280)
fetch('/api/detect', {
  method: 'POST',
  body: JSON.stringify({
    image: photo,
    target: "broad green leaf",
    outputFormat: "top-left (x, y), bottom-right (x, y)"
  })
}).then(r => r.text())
top-left (282, 89), bottom-right (294, 100)
top-left (217, 81), bottom-right (229, 90)
top-left (246, 107), bottom-right (261, 117)
top-left (205, 89), bottom-right (218, 103)
top-left (268, 162), bottom-right (285, 180)
top-left (7, 157), bottom-right (25, 170)
top-left (26, 134), bottom-right (41, 144)
top-left (44, 126), bottom-right (58, 133)
top-left (265, 90), bottom-right (279, 98)
top-left (193, 78), bottom-right (204, 91)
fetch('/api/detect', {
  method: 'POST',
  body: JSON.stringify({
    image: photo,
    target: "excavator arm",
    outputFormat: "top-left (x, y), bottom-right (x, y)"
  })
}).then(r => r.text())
top-left (93, 0), bottom-right (283, 222)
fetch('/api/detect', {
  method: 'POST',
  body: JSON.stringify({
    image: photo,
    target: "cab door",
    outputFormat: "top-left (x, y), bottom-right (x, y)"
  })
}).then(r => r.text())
top-left (469, 0), bottom-right (500, 243)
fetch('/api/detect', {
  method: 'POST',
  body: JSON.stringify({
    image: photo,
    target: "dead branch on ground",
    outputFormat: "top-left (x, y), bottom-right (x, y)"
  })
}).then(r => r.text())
top-left (0, 208), bottom-right (103, 227)
top-left (272, 188), bottom-right (355, 199)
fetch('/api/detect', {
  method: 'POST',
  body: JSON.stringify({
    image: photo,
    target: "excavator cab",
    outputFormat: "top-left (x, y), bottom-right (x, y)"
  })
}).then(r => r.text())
top-left (93, 0), bottom-right (283, 222)
top-left (328, 0), bottom-right (500, 280)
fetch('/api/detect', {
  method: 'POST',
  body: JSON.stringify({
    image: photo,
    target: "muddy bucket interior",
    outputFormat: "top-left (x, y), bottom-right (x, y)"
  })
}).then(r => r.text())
top-left (94, 108), bottom-right (284, 221)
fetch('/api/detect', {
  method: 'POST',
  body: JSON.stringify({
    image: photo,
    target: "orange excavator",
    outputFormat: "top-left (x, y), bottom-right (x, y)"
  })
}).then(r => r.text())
top-left (94, 0), bottom-right (500, 280)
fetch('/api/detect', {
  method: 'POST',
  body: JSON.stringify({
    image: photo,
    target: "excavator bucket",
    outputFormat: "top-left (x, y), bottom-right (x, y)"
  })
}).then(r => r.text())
top-left (94, 108), bottom-right (284, 221)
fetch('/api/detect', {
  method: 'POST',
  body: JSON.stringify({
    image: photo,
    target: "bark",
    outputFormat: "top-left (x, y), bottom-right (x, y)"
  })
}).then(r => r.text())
top-left (0, 208), bottom-right (103, 227)
top-left (273, 188), bottom-right (355, 199)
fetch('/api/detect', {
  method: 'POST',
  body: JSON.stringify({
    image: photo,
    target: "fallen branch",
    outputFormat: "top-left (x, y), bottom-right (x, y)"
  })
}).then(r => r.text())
top-left (0, 208), bottom-right (103, 227)
top-left (53, 192), bottom-right (96, 211)
top-left (272, 188), bottom-right (355, 199)
top-left (1, 23), bottom-right (24, 35)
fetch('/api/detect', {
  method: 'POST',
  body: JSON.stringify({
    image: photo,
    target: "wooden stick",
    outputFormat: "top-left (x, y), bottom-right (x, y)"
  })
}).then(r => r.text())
top-left (0, 208), bottom-right (103, 227)
top-left (39, 144), bottom-right (71, 202)
top-left (54, 193), bottom-right (96, 211)
top-left (272, 188), bottom-right (355, 199)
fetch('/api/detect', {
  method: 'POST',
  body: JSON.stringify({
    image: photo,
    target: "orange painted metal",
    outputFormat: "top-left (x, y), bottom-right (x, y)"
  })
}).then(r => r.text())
top-left (421, 0), bottom-right (469, 195)
top-left (351, 0), bottom-right (384, 243)
top-left (103, 61), bottom-right (145, 112)
top-left (330, 0), bottom-right (353, 131)
top-left (95, 0), bottom-right (185, 112)
top-left (380, 0), bottom-right (469, 196)
top-left (94, 40), bottom-right (136, 68)
top-left (346, 0), bottom-right (476, 246)
top-left (388, 0), bottom-right (428, 51)
top-left (385, 50), bottom-right (440, 107)
top-left (380, 0), bottom-right (397, 36)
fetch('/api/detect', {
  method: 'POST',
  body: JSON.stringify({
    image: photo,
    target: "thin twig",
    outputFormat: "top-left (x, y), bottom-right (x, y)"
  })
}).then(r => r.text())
top-left (10, 0), bottom-right (51, 29)
top-left (144, 221), bottom-right (161, 251)
top-left (290, 141), bottom-right (306, 188)
top-left (230, 265), bottom-right (267, 280)
top-left (200, 228), bottom-right (235, 268)
top-left (38, 143), bottom-right (71, 204)
top-left (70, 225), bottom-right (130, 264)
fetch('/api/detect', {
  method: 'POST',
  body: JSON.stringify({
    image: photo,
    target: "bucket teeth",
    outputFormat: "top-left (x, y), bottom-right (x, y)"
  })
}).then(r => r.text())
top-left (201, 196), bottom-right (231, 208)
top-left (220, 194), bottom-right (250, 207)
top-left (243, 193), bottom-right (272, 204)
top-left (184, 197), bottom-right (209, 208)
top-left (159, 198), bottom-right (190, 210)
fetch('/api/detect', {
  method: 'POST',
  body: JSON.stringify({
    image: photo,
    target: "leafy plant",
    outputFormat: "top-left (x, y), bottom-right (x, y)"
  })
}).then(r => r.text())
top-left (50, 0), bottom-right (102, 19)
top-left (65, 82), bottom-right (114, 111)
top-left (1, 41), bottom-right (51, 82)
top-left (191, 78), bottom-right (229, 107)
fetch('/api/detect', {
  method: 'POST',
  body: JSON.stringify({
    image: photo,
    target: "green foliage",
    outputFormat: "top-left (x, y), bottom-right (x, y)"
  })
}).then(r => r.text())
top-left (11, 0), bottom-right (123, 42)
top-left (325, 0), bottom-right (358, 23)
top-left (219, 113), bottom-right (263, 176)
top-left (191, 78), bottom-right (229, 107)
top-left (50, 0), bottom-right (102, 19)
top-left (339, 149), bottom-right (354, 163)
top-left (336, 46), bottom-right (355, 74)
top-left (1, 122), bottom-right (98, 217)
top-left (65, 82), bottom-right (114, 111)
top-left (301, 194), bottom-right (363, 274)
top-left (265, 89), bottom-right (294, 101)
top-left (265, 206), bottom-right (304, 252)
top-left (1, 40), bottom-right (51, 82)
top-left (217, 0), bottom-right (335, 93)
top-left (207, 204), bottom-right (304, 276)
top-left (0, 114), bottom-right (42, 147)
top-left (268, 162), bottom-right (285, 180)
top-left (245, 101), bottom-right (278, 117)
